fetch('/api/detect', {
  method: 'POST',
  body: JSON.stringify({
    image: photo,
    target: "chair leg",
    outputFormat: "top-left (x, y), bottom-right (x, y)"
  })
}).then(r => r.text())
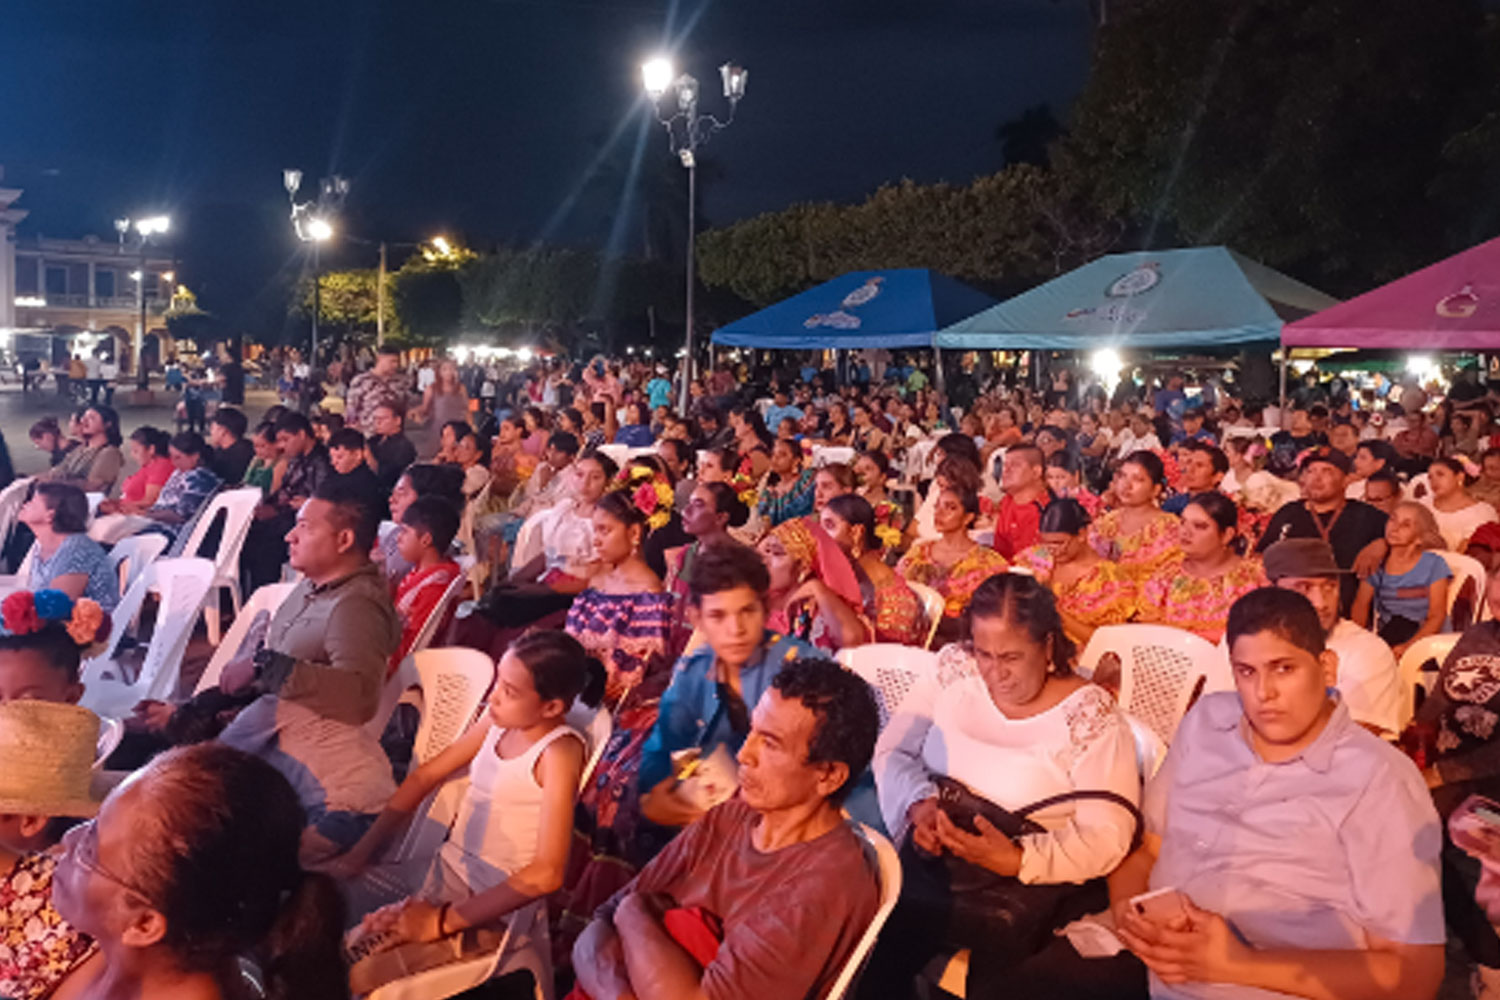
top-left (204, 590), bottom-right (222, 645)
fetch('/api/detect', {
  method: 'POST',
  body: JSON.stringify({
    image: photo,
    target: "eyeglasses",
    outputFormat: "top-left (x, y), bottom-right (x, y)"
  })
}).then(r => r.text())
top-left (68, 818), bottom-right (156, 904)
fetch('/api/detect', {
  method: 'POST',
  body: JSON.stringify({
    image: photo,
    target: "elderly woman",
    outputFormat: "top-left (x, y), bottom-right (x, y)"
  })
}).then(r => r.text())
top-left (822, 493), bottom-right (923, 646)
top-left (863, 573), bottom-right (1140, 998)
top-left (15, 482), bottom-right (119, 611)
top-left (897, 481), bottom-right (1010, 645)
top-left (757, 516), bottom-right (869, 651)
top-left (1089, 451), bottom-right (1181, 583)
top-left (1011, 499), bottom-right (1135, 647)
top-left (756, 437), bottom-right (817, 527)
top-left (1136, 491), bottom-right (1267, 643)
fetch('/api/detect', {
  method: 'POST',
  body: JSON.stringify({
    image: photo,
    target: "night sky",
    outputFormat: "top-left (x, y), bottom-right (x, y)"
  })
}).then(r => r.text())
top-left (1, 0), bottom-right (1093, 325)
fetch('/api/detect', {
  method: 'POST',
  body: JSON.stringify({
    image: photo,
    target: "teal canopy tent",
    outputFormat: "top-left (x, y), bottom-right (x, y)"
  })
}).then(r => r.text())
top-left (936, 247), bottom-right (1335, 350)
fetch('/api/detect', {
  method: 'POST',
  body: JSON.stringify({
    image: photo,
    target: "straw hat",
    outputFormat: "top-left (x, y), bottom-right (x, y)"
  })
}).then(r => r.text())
top-left (0, 701), bottom-right (106, 817)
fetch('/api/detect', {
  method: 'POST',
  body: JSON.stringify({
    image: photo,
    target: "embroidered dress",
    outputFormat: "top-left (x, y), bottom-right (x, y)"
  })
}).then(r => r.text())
top-left (0, 852), bottom-right (97, 1000)
top-left (1011, 547), bottom-right (1137, 643)
top-left (756, 468), bottom-right (816, 527)
top-left (865, 574), bottom-right (924, 646)
top-left (389, 561), bottom-right (462, 675)
top-left (896, 541), bottom-right (1010, 621)
top-left (1086, 508), bottom-right (1181, 583)
top-left (1135, 554), bottom-right (1269, 642)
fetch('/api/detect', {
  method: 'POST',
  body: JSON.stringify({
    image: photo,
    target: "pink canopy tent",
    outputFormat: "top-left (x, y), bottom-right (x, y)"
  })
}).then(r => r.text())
top-left (1282, 237), bottom-right (1500, 350)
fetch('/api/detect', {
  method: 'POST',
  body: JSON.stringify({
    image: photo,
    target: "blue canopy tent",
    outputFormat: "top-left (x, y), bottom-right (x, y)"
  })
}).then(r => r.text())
top-left (710, 268), bottom-right (998, 350)
top-left (936, 246), bottom-right (1336, 351)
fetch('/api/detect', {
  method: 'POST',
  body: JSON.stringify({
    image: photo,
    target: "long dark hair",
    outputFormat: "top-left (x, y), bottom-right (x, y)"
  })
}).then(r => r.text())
top-left (125, 744), bottom-right (347, 1000)
top-left (729, 405), bottom-right (773, 450)
top-left (965, 572), bottom-right (1076, 675)
top-left (89, 405), bottom-right (123, 447)
top-left (827, 493), bottom-right (876, 554)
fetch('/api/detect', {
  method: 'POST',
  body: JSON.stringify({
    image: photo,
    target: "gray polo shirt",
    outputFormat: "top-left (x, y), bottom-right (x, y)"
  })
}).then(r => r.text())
top-left (1146, 692), bottom-right (1444, 1000)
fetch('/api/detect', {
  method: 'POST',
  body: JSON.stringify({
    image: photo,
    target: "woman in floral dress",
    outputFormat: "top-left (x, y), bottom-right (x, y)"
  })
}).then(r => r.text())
top-left (897, 483), bottom-right (1010, 645)
top-left (1088, 452), bottom-right (1181, 584)
top-left (1012, 498), bottom-right (1137, 648)
top-left (1136, 492), bottom-right (1267, 643)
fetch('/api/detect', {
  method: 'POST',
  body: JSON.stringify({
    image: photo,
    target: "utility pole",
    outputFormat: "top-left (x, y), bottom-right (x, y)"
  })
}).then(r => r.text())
top-left (377, 241), bottom-right (387, 347)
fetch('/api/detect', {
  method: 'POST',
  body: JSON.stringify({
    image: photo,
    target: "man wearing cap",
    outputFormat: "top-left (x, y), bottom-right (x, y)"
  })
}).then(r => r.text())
top-left (1254, 445), bottom-right (1387, 616)
top-left (1263, 538), bottom-right (1402, 737)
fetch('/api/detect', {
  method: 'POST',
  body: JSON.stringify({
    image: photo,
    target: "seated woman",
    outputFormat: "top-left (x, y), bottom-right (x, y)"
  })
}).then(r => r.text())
top-left (862, 573), bottom-right (1140, 998)
top-left (1353, 499), bottom-right (1452, 655)
top-left (28, 416), bottom-right (78, 469)
top-left (16, 483), bottom-right (119, 611)
top-left (897, 481), bottom-right (1010, 645)
top-left (1044, 451), bottom-right (1102, 517)
top-left (822, 493), bottom-right (923, 646)
top-left (241, 421), bottom-right (285, 498)
top-left (613, 401), bottom-right (655, 448)
top-left (136, 432), bottom-right (222, 540)
top-left (664, 481), bottom-right (749, 649)
top-left (812, 461), bottom-right (854, 517)
top-left (113, 427), bottom-right (174, 510)
top-left (41, 405), bottom-right (124, 495)
top-left (1011, 498), bottom-right (1135, 648)
top-left (1136, 491), bottom-right (1267, 643)
top-left (54, 743), bottom-right (347, 1000)
top-left (758, 516), bottom-right (869, 652)
top-left (1423, 456), bottom-right (1499, 551)
top-left (331, 633), bottom-right (602, 995)
top-left (756, 437), bottom-right (817, 527)
top-left (1089, 451), bottom-right (1181, 583)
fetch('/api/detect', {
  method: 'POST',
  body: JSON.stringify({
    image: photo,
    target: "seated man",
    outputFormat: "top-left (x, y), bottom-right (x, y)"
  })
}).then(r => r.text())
top-left (573, 657), bottom-right (882, 1000)
top-left (243, 411), bottom-right (331, 589)
top-left (1262, 538), bottom-right (1402, 737)
top-left (207, 406), bottom-right (254, 484)
top-left (218, 480), bottom-right (400, 861)
top-left (328, 427), bottom-right (386, 518)
top-left (1103, 587), bottom-right (1444, 1000)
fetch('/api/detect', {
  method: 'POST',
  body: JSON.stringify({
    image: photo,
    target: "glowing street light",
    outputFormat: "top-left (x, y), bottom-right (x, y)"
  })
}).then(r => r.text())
top-left (431, 235), bottom-right (452, 256)
top-left (642, 54), bottom-right (748, 412)
top-left (283, 168), bottom-right (350, 362)
top-left (307, 217), bottom-right (334, 242)
top-left (116, 212), bottom-right (172, 389)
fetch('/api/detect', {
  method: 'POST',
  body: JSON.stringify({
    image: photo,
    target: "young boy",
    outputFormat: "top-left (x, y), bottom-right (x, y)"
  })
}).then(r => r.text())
top-left (207, 406), bottom-right (254, 484)
top-left (0, 627), bottom-right (86, 705)
top-left (390, 495), bottom-right (463, 676)
top-left (328, 427), bottom-right (384, 515)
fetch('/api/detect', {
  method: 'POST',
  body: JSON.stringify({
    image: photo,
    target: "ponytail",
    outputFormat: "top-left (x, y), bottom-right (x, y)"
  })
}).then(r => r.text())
top-left (261, 871), bottom-right (348, 1000)
top-left (578, 657), bottom-right (607, 710)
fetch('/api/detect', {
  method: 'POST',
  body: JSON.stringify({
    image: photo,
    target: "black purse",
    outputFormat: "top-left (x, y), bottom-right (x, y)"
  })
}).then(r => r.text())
top-left (903, 776), bottom-right (1143, 968)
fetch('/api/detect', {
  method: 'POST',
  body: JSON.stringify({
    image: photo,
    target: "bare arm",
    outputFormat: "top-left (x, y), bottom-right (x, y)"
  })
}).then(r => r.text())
top-left (574, 917), bottom-right (639, 1000)
top-left (792, 582), bottom-right (869, 648)
top-left (1351, 580), bottom-right (1375, 630)
top-left (615, 892), bottom-right (710, 1000)
top-left (46, 572), bottom-right (89, 600)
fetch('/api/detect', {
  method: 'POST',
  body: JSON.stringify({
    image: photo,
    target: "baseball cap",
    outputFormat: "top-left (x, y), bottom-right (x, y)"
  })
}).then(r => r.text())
top-left (1298, 445), bottom-right (1351, 475)
top-left (1263, 538), bottom-right (1348, 581)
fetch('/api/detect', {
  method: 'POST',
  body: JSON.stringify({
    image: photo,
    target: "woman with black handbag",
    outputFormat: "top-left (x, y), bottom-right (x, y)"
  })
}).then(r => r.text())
top-left (861, 572), bottom-right (1143, 999)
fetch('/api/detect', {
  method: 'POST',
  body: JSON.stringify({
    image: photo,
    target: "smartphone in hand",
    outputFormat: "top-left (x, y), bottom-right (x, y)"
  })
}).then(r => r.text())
top-left (1450, 795), bottom-right (1500, 868)
top-left (1128, 887), bottom-right (1191, 928)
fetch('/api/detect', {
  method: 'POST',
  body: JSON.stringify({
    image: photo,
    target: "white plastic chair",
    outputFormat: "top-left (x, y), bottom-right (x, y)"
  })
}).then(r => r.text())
top-left (905, 581), bottom-right (946, 651)
top-left (166, 488), bottom-right (263, 645)
top-left (378, 520), bottom-right (400, 549)
top-left (0, 477), bottom-right (33, 572)
top-left (94, 716), bottom-right (124, 768)
top-left (827, 823), bottom-right (902, 1000)
top-left (108, 533), bottom-right (168, 601)
top-left (366, 896), bottom-right (553, 1000)
top-left (1124, 712), bottom-right (1168, 780)
top-left (1080, 624), bottom-right (1217, 746)
top-left (408, 573), bottom-right (468, 658)
top-left (813, 445), bottom-right (856, 468)
top-left (84, 492), bottom-right (105, 518)
top-left (409, 648), bottom-right (496, 765)
top-left (80, 557), bottom-right (216, 719)
top-left (1398, 632), bottom-right (1461, 729)
top-left (566, 701), bottom-right (614, 792)
top-left (596, 443), bottom-right (630, 468)
top-left (194, 582), bottom-right (297, 695)
top-left (1438, 550), bottom-right (1488, 631)
top-left (837, 644), bottom-right (937, 729)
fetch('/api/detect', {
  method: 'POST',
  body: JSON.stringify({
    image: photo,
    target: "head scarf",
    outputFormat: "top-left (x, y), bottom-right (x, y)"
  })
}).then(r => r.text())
top-left (764, 517), bottom-right (866, 634)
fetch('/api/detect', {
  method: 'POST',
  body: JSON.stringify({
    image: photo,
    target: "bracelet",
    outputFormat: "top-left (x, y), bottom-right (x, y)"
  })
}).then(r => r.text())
top-left (437, 902), bottom-right (452, 938)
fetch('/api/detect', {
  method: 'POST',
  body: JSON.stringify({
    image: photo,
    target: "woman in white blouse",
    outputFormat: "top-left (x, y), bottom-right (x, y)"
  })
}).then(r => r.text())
top-left (861, 572), bottom-right (1141, 999)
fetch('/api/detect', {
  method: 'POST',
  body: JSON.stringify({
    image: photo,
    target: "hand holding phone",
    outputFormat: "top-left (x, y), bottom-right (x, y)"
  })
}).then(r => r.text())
top-left (1450, 795), bottom-right (1500, 869)
top-left (1127, 887), bottom-right (1191, 929)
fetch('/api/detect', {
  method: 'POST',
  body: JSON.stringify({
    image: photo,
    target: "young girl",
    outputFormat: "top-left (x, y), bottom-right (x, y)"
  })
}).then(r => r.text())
top-left (333, 631), bottom-right (605, 993)
top-left (1353, 500), bottom-right (1452, 655)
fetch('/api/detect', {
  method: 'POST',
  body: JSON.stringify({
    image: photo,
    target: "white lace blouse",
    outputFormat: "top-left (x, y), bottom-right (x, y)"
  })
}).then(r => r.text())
top-left (873, 643), bottom-right (1141, 885)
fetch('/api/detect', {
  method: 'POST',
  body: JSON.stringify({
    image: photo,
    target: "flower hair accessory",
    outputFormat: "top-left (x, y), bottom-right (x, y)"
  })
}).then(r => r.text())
top-left (612, 465), bottom-right (675, 532)
top-left (1, 590), bottom-right (111, 652)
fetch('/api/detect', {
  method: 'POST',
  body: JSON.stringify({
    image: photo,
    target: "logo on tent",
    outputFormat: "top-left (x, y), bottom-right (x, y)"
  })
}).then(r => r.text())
top-left (1063, 303), bottom-right (1144, 325)
top-left (805, 310), bottom-right (861, 330)
top-left (1436, 285), bottom-right (1480, 319)
top-left (1106, 263), bottom-right (1161, 298)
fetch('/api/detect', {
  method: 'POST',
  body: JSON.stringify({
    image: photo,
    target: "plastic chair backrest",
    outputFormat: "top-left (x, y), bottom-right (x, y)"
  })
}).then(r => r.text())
top-left (195, 582), bottom-right (297, 695)
top-left (410, 648), bottom-right (496, 765)
top-left (1398, 632), bottom-right (1461, 728)
top-left (108, 533), bottom-right (169, 599)
top-left (837, 644), bottom-right (937, 729)
top-left (906, 581), bottom-right (946, 650)
top-left (1438, 550), bottom-right (1488, 631)
top-left (408, 572), bottom-right (468, 658)
top-left (0, 477), bottom-right (34, 571)
top-left (84, 492), bottom-right (105, 518)
top-left (1081, 624), bottom-right (1214, 746)
top-left (1124, 712), bottom-right (1168, 781)
top-left (134, 557), bottom-right (216, 702)
top-left (378, 520), bottom-right (400, 548)
top-left (596, 443), bottom-right (630, 469)
top-left (179, 488), bottom-right (262, 577)
top-left (814, 445), bottom-right (856, 468)
top-left (367, 654), bottom-right (420, 740)
top-left (565, 702), bottom-right (615, 793)
top-left (826, 823), bottom-right (902, 1000)
top-left (94, 716), bottom-right (124, 769)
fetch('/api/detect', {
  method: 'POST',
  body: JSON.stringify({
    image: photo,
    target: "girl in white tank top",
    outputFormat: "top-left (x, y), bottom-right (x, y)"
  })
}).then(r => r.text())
top-left (333, 632), bottom-right (606, 990)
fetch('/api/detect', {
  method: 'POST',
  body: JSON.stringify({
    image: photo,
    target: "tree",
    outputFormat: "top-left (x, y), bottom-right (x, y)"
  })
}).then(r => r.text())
top-left (292, 269), bottom-right (381, 340)
top-left (997, 104), bottom-right (1064, 168)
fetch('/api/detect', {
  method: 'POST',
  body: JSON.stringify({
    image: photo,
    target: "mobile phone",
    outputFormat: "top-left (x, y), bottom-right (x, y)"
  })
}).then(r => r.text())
top-left (1450, 795), bottom-right (1500, 867)
top-left (936, 783), bottom-right (982, 835)
top-left (1128, 887), bottom-right (1190, 927)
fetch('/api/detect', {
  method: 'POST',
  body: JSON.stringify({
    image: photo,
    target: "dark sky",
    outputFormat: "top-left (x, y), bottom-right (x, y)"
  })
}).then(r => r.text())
top-left (1, 0), bottom-right (1093, 323)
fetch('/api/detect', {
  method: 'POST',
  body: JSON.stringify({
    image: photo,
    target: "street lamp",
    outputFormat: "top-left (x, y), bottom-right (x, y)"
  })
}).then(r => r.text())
top-left (284, 169), bottom-right (348, 364)
top-left (115, 213), bottom-right (171, 389)
top-left (642, 55), bottom-right (748, 412)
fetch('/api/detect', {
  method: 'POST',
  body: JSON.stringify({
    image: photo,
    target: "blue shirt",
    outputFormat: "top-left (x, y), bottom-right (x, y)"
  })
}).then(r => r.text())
top-left (29, 533), bottom-right (119, 612)
top-left (763, 404), bottom-right (804, 435)
top-left (646, 377), bottom-right (673, 410)
top-left (1146, 693), bottom-right (1444, 999)
top-left (1369, 551), bottom-right (1452, 630)
top-left (638, 631), bottom-right (817, 796)
top-left (614, 424), bottom-right (655, 448)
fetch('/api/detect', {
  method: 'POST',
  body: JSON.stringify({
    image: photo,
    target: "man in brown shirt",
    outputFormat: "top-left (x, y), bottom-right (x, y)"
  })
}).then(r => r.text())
top-left (573, 658), bottom-right (882, 1000)
top-left (219, 479), bottom-right (399, 859)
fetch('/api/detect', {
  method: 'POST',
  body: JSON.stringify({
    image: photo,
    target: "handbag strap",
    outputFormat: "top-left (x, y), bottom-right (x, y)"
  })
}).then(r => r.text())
top-left (1012, 789), bottom-right (1145, 849)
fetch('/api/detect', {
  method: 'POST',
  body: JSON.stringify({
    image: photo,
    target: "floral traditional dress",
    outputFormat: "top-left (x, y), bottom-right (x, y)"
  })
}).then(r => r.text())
top-left (860, 571), bottom-right (924, 646)
top-left (1086, 508), bottom-right (1181, 584)
top-left (1135, 554), bottom-right (1269, 643)
top-left (555, 588), bottom-right (677, 965)
top-left (896, 540), bottom-right (1010, 622)
top-left (1012, 546), bottom-right (1138, 644)
top-left (0, 852), bottom-right (96, 1000)
top-left (756, 467), bottom-right (816, 527)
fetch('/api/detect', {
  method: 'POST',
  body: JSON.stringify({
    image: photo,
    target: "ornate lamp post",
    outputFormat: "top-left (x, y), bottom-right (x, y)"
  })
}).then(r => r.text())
top-left (114, 214), bottom-right (170, 389)
top-left (283, 170), bottom-right (348, 364)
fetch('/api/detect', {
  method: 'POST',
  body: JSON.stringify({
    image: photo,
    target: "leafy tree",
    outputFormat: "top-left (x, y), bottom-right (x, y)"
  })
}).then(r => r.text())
top-left (292, 269), bottom-right (381, 333)
top-left (997, 105), bottom-right (1064, 168)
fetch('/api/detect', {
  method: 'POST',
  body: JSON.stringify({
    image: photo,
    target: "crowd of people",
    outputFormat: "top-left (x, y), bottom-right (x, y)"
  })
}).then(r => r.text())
top-left (6, 345), bottom-right (1500, 999)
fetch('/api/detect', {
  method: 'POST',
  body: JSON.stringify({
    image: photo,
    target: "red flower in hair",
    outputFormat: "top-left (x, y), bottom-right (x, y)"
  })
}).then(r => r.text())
top-left (633, 483), bottom-right (658, 517)
top-left (2, 592), bottom-right (40, 635)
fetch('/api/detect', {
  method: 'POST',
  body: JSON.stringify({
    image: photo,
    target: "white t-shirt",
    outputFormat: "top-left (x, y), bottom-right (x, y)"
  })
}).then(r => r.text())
top-left (1326, 619), bottom-right (1402, 737)
top-left (1423, 498), bottom-right (1499, 551)
top-left (417, 366), bottom-right (437, 391)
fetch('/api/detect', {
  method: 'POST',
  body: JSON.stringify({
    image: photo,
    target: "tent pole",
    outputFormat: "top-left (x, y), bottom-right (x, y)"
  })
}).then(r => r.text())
top-left (1278, 350), bottom-right (1288, 414)
top-left (932, 338), bottom-right (947, 406)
